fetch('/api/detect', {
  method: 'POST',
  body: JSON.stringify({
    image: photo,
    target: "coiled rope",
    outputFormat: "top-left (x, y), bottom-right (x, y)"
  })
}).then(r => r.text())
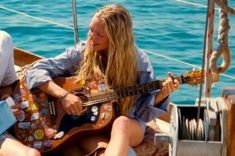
top-left (209, 0), bottom-right (235, 74)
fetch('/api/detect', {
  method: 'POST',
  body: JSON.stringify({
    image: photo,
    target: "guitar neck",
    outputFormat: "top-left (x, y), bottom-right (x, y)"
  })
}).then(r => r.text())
top-left (115, 75), bottom-right (186, 98)
top-left (83, 75), bottom-right (186, 107)
top-left (115, 80), bottom-right (161, 98)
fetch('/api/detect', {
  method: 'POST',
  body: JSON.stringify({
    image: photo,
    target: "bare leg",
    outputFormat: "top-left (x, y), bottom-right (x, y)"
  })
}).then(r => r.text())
top-left (0, 138), bottom-right (40, 156)
top-left (0, 150), bottom-right (4, 156)
top-left (104, 116), bottom-right (145, 156)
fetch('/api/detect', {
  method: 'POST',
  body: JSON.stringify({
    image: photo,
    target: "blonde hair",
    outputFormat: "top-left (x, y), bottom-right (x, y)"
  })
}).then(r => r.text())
top-left (77, 4), bottom-right (138, 116)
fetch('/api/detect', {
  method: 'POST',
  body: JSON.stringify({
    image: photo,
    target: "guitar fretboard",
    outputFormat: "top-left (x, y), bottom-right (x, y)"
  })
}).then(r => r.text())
top-left (83, 91), bottom-right (118, 106)
top-left (115, 80), bottom-right (161, 98)
top-left (83, 76), bottom-right (185, 107)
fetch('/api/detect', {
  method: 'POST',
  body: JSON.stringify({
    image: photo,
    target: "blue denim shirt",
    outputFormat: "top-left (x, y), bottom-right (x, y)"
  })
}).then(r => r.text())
top-left (25, 41), bottom-right (170, 122)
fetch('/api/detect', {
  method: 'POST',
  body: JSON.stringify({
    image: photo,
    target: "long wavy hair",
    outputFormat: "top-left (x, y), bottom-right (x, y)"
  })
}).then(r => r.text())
top-left (77, 4), bottom-right (138, 116)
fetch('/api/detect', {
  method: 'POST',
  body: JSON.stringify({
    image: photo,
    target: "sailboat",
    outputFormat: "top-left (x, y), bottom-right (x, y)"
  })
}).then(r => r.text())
top-left (3, 0), bottom-right (235, 155)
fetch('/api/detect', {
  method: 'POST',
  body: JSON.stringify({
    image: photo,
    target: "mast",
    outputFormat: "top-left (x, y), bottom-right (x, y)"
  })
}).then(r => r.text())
top-left (72, 0), bottom-right (79, 46)
top-left (196, 0), bottom-right (215, 131)
top-left (204, 0), bottom-right (215, 97)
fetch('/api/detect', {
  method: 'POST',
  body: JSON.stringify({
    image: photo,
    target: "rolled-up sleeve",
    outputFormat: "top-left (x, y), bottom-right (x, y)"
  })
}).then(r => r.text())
top-left (133, 48), bottom-right (170, 122)
top-left (25, 46), bottom-right (83, 90)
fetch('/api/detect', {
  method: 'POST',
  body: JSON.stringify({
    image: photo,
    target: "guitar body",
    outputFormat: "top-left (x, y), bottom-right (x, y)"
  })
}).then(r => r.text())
top-left (12, 76), bottom-right (116, 153)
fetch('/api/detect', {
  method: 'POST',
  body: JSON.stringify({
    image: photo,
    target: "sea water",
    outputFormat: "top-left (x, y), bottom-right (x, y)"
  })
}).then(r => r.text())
top-left (0, 0), bottom-right (234, 104)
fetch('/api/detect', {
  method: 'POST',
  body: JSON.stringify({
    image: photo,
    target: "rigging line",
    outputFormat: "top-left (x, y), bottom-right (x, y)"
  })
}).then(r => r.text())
top-left (146, 50), bottom-right (199, 68)
top-left (176, 0), bottom-right (219, 11)
top-left (0, 5), bottom-right (73, 30)
top-left (145, 50), bottom-right (235, 80)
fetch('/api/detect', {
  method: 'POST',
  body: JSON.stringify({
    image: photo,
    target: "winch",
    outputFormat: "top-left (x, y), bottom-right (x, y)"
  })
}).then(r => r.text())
top-left (155, 96), bottom-right (230, 156)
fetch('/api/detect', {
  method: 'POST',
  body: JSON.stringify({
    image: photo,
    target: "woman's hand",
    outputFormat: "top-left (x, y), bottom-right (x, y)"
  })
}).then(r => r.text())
top-left (161, 72), bottom-right (180, 95)
top-left (61, 93), bottom-right (83, 115)
top-left (37, 81), bottom-right (83, 115)
top-left (154, 72), bottom-right (180, 106)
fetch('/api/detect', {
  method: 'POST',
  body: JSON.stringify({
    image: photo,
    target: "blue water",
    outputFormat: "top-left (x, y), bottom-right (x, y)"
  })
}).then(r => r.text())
top-left (0, 0), bottom-right (234, 104)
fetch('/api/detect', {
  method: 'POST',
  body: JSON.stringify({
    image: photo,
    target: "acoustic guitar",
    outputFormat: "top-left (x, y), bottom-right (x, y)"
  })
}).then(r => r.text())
top-left (12, 70), bottom-right (218, 153)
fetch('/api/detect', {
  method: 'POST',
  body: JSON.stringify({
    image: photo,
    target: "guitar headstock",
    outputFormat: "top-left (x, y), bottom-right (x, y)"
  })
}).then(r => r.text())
top-left (181, 69), bottom-right (219, 86)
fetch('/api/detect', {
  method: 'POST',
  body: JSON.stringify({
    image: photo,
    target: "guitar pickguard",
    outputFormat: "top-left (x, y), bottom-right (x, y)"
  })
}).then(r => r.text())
top-left (58, 104), bottom-right (101, 133)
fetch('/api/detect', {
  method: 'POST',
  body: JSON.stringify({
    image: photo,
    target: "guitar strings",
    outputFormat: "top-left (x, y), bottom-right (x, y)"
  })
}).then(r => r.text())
top-left (69, 91), bottom-right (118, 106)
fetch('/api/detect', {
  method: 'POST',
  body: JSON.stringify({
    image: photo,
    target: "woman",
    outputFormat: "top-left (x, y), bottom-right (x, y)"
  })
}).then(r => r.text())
top-left (25, 4), bottom-right (179, 156)
top-left (0, 31), bottom-right (41, 156)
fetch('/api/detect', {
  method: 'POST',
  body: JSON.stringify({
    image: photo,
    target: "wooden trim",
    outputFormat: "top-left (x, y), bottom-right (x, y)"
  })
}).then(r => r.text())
top-left (14, 48), bottom-right (43, 67)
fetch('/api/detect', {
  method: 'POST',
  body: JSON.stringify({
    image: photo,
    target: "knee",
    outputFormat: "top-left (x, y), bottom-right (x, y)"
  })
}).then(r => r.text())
top-left (111, 116), bottom-right (130, 135)
top-left (0, 31), bottom-right (12, 43)
top-left (1, 138), bottom-right (41, 156)
top-left (24, 148), bottom-right (41, 156)
top-left (0, 31), bottom-right (13, 49)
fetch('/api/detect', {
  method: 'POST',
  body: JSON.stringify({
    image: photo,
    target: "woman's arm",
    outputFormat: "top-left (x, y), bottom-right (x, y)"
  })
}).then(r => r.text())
top-left (25, 47), bottom-right (82, 90)
top-left (25, 45), bottom-right (85, 114)
top-left (136, 47), bottom-right (179, 112)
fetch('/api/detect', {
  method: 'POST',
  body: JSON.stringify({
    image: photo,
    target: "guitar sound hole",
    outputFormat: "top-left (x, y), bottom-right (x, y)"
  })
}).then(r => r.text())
top-left (58, 104), bottom-right (100, 133)
top-left (72, 87), bottom-right (90, 102)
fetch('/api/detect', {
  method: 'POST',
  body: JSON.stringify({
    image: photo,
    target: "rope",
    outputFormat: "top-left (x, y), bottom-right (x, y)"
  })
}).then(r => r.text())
top-left (176, 1), bottom-right (234, 74)
top-left (215, 0), bottom-right (235, 14)
top-left (181, 117), bottom-right (204, 140)
top-left (209, 0), bottom-right (234, 74)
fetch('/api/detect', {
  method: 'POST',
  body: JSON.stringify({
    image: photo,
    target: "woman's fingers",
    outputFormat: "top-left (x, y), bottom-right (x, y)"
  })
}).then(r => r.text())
top-left (163, 73), bottom-right (180, 94)
top-left (62, 93), bottom-right (83, 115)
